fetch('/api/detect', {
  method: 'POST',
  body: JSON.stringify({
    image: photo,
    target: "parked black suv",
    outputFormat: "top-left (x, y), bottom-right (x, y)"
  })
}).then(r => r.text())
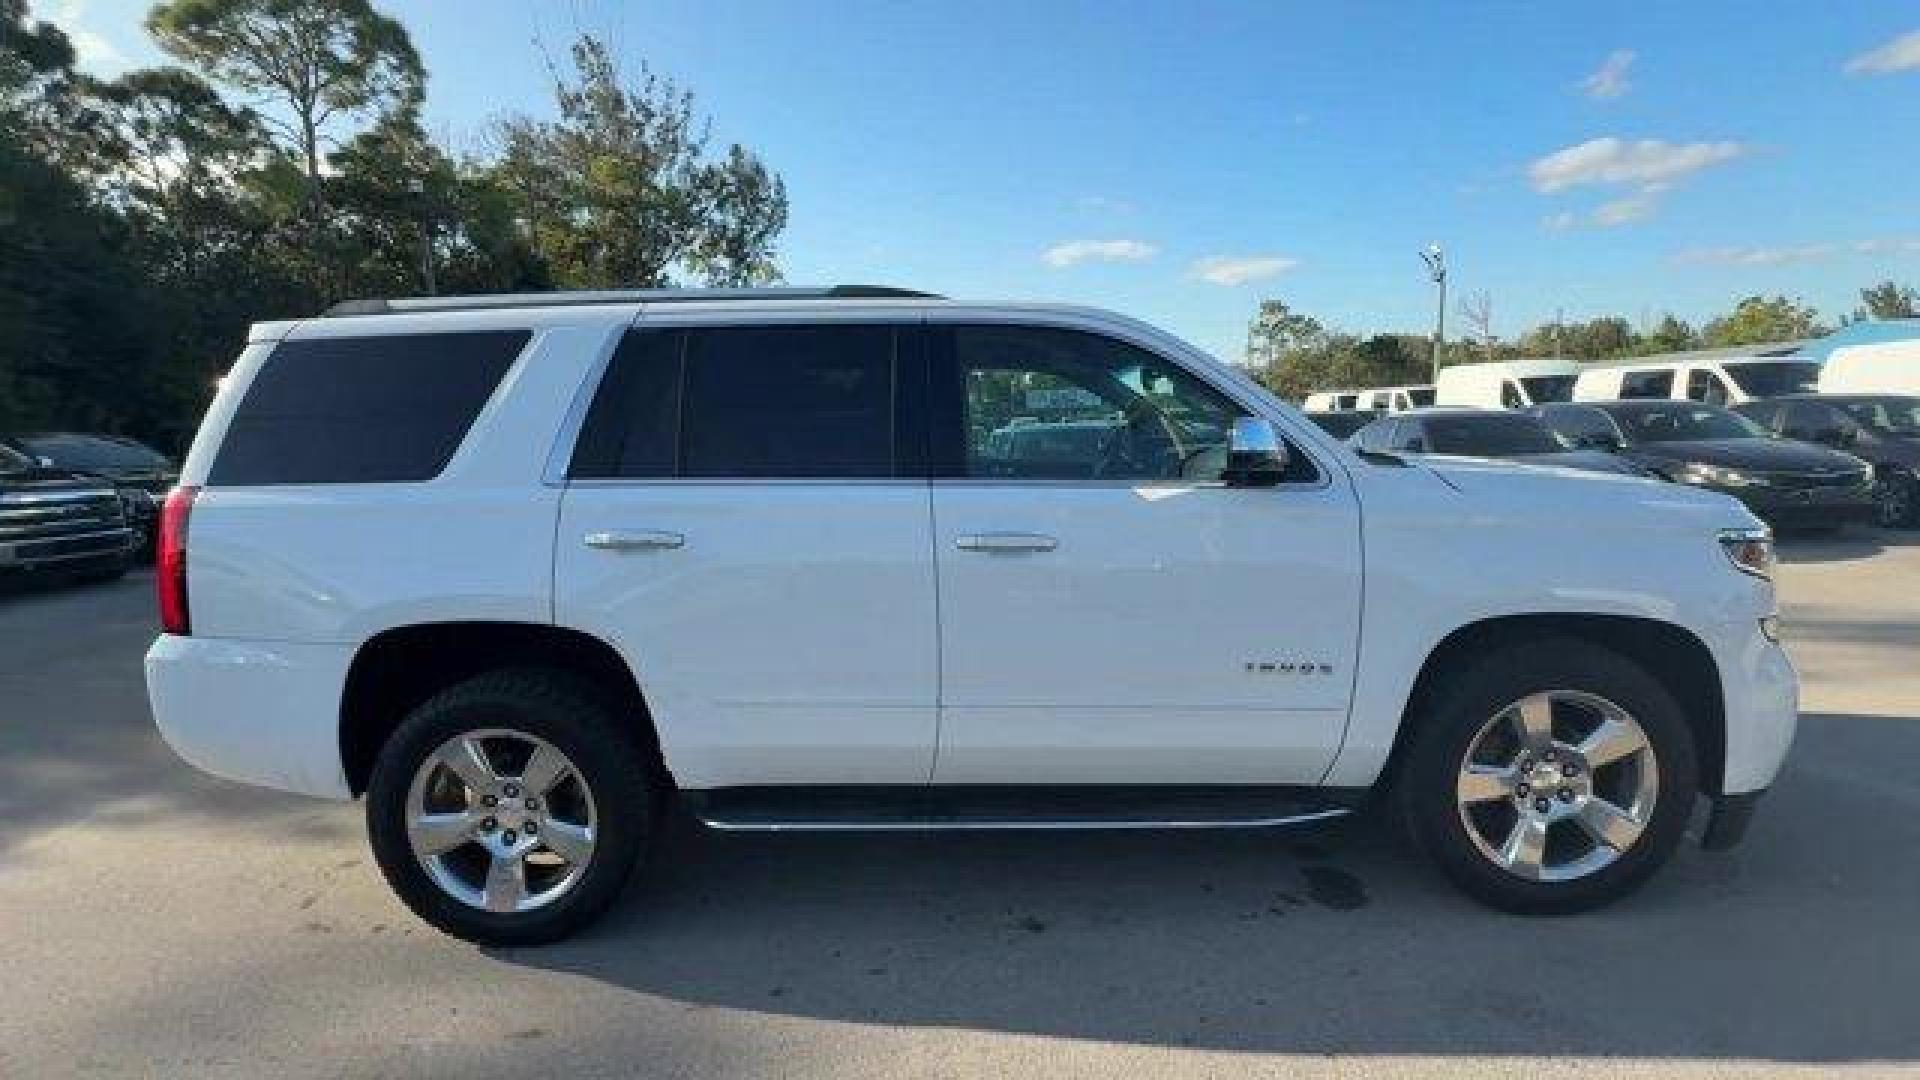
top-left (0, 442), bottom-right (135, 581)
top-left (2, 433), bottom-right (176, 556)
top-left (1735, 394), bottom-right (1920, 528)
top-left (1535, 400), bottom-right (1875, 529)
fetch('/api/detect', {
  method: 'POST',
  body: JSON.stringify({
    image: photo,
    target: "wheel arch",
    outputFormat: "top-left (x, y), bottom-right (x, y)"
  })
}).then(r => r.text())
top-left (340, 621), bottom-right (668, 797)
top-left (1385, 612), bottom-right (1726, 796)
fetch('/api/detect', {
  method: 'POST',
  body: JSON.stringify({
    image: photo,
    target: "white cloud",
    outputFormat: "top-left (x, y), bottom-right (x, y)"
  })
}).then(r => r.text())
top-left (1527, 137), bottom-right (1747, 193)
top-left (56, 0), bottom-right (127, 72)
top-left (1580, 50), bottom-right (1636, 100)
top-left (1190, 255), bottom-right (1298, 286)
top-left (1541, 211), bottom-right (1577, 233)
top-left (1041, 239), bottom-right (1158, 268)
top-left (1675, 236), bottom-right (1920, 266)
top-left (1675, 243), bottom-right (1839, 267)
top-left (1591, 181), bottom-right (1671, 227)
top-left (1845, 29), bottom-right (1920, 75)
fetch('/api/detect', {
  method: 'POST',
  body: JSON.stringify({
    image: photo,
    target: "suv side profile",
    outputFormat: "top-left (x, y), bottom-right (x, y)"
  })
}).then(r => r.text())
top-left (148, 288), bottom-right (1798, 945)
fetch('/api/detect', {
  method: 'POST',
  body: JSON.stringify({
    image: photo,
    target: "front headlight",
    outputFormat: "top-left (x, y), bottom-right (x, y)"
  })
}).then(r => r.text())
top-left (1719, 526), bottom-right (1775, 580)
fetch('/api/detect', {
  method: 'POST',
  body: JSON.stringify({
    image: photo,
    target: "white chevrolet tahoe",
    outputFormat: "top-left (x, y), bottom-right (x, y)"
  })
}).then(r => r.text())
top-left (146, 287), bottom-right (1797, 945)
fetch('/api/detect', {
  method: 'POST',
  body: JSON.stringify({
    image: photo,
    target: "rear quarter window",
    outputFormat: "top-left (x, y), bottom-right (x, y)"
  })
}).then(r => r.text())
top-left (208, 330), bottom-right (529, 486)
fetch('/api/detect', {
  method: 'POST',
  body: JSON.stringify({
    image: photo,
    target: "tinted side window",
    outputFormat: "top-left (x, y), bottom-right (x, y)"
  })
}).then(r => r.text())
top-left (1500, 381), bottom-right (1525, 409)
top-left (209, 330), bottom-right (527, 486)
top-left (570, 330), bottom-right (683, 479)
top-left (680, 325), bottom-right (895, 478)
top-left (1541, 405), bottom-right (1618, 446)
top-left (1619, 370), bottom-right (1674, 399)
top-left (1739, 400), bottom-right (1783, 432)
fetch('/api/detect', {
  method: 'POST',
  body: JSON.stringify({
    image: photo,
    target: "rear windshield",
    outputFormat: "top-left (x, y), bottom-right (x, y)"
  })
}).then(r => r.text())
top-left (1425, 414), bottom-right (1561, 455)
top-left (1724, 361), bottom-right (1820, 397)
top-left (208, 330), bottom-right (528, 486)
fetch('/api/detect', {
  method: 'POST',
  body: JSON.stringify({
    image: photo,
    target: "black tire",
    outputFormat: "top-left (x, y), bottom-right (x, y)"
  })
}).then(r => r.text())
top-left (1397, 638), bottom-right (1698, 915)
top-left (366, 668), bottom-right (655, 946)
top-left (1873, 470), bottom-right (1918, 529)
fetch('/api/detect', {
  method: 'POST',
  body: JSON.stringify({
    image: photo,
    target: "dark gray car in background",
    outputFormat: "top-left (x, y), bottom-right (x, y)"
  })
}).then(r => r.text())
top-left (1735, 394), bottom-right (1920, 528)
top-left (1535, 400), bottom-right (1875, 530)
top-left (1349, 408), bottom-right (1651, 477)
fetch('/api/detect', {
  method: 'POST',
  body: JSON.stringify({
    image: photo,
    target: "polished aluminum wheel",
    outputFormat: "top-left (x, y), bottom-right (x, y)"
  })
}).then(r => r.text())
top-left (405, 729), bottom-right (598, 913)
top-left (1455, 690), bottom-right (1658, 883)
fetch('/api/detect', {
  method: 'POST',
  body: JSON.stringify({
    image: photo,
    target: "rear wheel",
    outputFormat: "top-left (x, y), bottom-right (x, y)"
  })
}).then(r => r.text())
top-left (366, 669), bottom-right (654, 946)
top-left (1398, 640), bottom-right (1697, 915)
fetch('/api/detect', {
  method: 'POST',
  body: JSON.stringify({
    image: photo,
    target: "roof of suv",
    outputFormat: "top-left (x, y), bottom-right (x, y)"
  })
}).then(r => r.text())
top-left (322, 285), bottom-right (944, 318)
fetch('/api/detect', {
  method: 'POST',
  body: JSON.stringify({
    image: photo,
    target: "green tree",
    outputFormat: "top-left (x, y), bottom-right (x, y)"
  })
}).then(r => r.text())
top-left (1243, 298), bottom-right (1324, 371)
top-left (145, 0), bottom-right (422, 195)
top-left (1638, 314), bottom-right (1696, 355)
top-left (1856, 280), bottom-right (1918, 321)
top-left (490, 35), bottom-right (788, 288)
top-left (1702, 295), bottom-right (1825, 348)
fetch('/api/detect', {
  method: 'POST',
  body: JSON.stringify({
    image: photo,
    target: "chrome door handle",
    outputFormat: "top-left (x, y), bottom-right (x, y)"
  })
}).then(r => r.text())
top-left (584, 529), bottom-right (685, 551)
top-left (955, 532), bottom-right (1058, 553)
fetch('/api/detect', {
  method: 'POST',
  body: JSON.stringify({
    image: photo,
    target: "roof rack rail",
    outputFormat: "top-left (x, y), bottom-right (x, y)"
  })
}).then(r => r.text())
top-left (321, 285), bottom-right (943, 318)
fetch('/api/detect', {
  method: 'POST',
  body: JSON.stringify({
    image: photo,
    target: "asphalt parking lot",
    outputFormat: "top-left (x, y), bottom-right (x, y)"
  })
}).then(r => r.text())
top-left (2, 534), bottom-right (1917, 1079)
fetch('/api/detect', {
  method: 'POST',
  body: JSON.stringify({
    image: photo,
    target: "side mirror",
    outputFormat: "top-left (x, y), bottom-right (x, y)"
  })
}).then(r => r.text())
top-left (1224, 416), bottom-right (1291, 487)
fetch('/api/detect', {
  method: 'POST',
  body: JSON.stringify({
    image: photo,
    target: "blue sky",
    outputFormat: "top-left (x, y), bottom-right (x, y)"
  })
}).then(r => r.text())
top-left (49, 0), bottom-right (1920, 361)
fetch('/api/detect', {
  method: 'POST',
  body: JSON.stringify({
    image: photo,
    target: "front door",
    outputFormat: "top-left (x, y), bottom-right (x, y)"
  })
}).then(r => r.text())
top-left (926, 322), bottom-right (1362, 785)
top-left (554, 320), bottom-right (938, 789)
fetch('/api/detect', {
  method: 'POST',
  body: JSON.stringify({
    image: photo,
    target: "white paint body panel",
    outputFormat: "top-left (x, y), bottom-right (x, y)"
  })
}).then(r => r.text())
top-left (930, 482), bottom-right (1359, 783)
top-left (1573, 356), bottom-right (1816, 406)
top-left (146, 297), bottom-right (1797, 809)
top-left (553, 483), bottom-right (940, 787)
top-left (1819, 340), bottom-right (1920, 395)
top-left (1434, 359), bottom-right (1579, 409)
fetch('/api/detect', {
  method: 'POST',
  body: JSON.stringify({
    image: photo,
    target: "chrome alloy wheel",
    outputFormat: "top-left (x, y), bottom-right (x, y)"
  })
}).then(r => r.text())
top-left (405, 728), bottom-right (598, 913)
top-left (1455, 691), bottom-right (1658, 883)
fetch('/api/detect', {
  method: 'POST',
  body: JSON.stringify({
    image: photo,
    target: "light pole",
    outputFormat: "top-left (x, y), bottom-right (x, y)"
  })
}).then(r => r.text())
top-left (1420, 244), bottom-right (1446, 382)
top-left (409, 177), bottom-right (437, 296)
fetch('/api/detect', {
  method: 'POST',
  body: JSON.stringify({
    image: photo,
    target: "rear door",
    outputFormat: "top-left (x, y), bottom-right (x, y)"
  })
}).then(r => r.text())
top-left (925, 319), bottom-right (1362, 785)
top-left (554, 317), bottom-right (938, 788)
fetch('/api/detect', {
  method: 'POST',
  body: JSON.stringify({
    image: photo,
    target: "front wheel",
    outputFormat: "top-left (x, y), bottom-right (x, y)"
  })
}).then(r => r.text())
top-left (366, 669), bottom-right (654, 946)
top-left (1398, 640), bottom-right (1697, 915)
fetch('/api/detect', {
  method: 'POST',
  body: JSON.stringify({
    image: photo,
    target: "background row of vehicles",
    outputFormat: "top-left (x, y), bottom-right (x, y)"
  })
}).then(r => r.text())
top-left (0, 432), bottom-right (178, 583)
top-left (1305, 338), bottom-right (1920, 530)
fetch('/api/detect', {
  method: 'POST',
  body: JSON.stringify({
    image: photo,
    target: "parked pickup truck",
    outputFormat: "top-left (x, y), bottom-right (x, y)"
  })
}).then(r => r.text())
top-left (146, 288), bottom-right (1798, 945)
top-left (0, 442), bottom-right (134, 580)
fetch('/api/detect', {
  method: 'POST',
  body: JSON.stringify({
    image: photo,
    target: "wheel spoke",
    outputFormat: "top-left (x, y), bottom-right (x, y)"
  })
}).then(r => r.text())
top-left (520, 745), bottom-right (571, 797)
top-left (482, 852), bottom-right (528, 913)
top-left (1499, 817), bottom-right (1550, 880)
top-left (408, 811), bottom-right (476, 856)
top-left (1577, 797), bottom-right (1644, 851)
top-left (540, 819), bottom-right (595, 865)
top-left (437, 736), bottom-right (497, 793)
top-left (1579, 718), bottom-right (1645, 769)
top-left (1457, 765), bottom-right (1513, 805)
top-left (1510, 693), bottom-right (1555, 748)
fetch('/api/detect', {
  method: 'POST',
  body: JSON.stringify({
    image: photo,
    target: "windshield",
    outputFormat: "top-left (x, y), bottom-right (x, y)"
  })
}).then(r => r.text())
top-left (1519, 375), bottom-right (1576, 403)
top-left (16, 434), bottom-right (169, 472)
top-left (1614, 404), bottom-right (1767, 443)
top-left (1723, 361), bottom-right (1820, 396)
top-left (1407, 387), bottom-right (1435, 407)
top-left (1425, 414), bottom-right (1563, 455)
top-left (1839, 397), bottom-right (1920, 434)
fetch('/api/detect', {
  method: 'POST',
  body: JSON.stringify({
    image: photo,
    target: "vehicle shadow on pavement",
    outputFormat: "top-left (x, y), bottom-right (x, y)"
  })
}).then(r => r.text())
top-left (1773, 525), bottom-right (1919, 564)
top-left (0, 573), bottom-right (353, 861)
top-left (498, 710), bottom-right (1920, 1063)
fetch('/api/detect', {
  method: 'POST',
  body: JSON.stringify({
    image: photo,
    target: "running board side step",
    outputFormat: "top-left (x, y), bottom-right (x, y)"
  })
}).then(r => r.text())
top-left (684, 785), bottom-right (1362, 833)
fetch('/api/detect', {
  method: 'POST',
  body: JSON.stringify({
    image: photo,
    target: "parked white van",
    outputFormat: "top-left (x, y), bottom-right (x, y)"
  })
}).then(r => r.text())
top-left (1819, 340), bottom-right (1920, 396)
top-left (1359, 384), bottom-right (1435, 412)
top-left (1303, 390), bottom-right (1362, 411)
top-left (1434, 359), bottom-right (1579, 409)
top-left (1574, 357), bottom-right (1820, 407)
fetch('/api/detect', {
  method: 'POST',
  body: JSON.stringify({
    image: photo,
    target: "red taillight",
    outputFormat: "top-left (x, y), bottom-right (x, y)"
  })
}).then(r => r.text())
top-left (157, 485), bottom-right (199, 635)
